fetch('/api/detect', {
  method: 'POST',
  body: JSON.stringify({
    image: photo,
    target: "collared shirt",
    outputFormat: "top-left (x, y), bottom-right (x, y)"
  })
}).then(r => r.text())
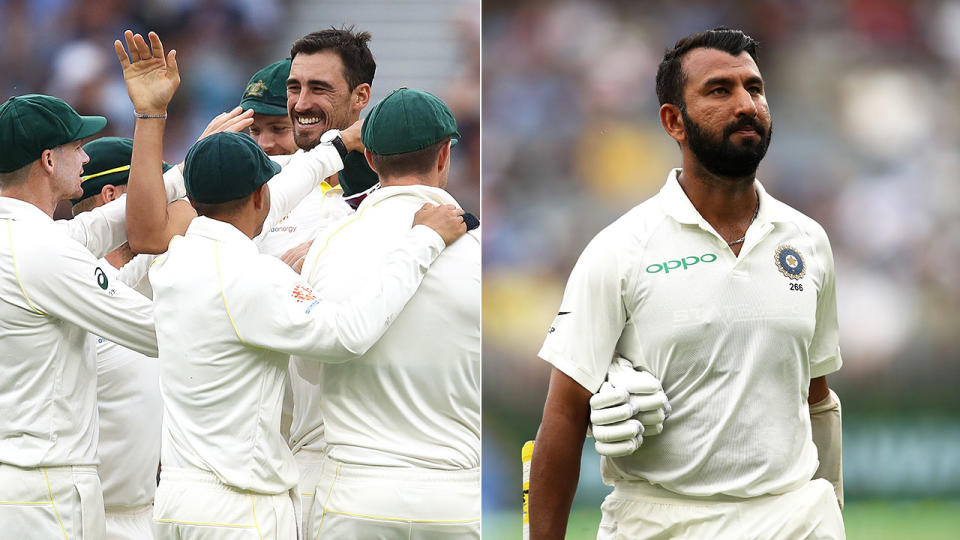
top-left (292, 185), bottom-right (481, 469)
top-left (255, 180), bottom-right (353, 259)
top-left (0, 196), bottom-right (157, 468)
top-left (150, 212), bottom-right (445, 493)
top-left (95, 261), bottom-right (161, 509)
top-left (540, 169), bottom-right (842, 498)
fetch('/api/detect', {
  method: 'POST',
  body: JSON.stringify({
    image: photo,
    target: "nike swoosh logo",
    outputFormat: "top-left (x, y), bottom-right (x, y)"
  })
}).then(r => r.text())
top-left (557, 311), bottom-right (570, 316)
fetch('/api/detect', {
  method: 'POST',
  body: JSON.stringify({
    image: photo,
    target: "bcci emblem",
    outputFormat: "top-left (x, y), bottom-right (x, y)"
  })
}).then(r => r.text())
top-left (244, 79), bottom-right (268, 98)
top-left (775, 245), bottom-right (805, 280)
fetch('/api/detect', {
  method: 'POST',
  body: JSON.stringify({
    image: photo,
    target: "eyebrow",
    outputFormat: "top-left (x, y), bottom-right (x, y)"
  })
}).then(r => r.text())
top-left (702, 75), bottom-right (764, 88)
top-left (287, 77), bottom-right (335, 90)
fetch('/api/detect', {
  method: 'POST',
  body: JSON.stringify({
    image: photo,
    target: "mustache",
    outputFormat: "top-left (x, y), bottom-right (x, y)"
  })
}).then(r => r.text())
top-left (723, 117), bottom-right (765, 139)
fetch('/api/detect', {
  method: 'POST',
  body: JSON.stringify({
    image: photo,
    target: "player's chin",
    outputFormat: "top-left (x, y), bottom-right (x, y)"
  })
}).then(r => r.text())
top-left (293, 131), bottom-right (322, 151)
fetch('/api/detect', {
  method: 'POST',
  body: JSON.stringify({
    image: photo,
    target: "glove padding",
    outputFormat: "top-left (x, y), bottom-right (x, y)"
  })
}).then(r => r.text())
top-left (589, 357), bottom-right (670, 457)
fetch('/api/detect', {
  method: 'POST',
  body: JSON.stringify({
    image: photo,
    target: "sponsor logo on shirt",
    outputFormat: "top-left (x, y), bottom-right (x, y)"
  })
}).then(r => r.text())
top-left (292, 283), bottom-right (320, 314)
top-left (95, 267), bottom-right (109, 290)
top-left (645, 253), bottom-right (717, 274)
top-left (775, 245), bottom-right (805, 280)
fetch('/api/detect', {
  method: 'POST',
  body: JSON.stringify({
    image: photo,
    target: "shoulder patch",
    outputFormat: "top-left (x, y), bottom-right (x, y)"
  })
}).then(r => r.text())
top-left (291, 283), bottom-right (316, 302)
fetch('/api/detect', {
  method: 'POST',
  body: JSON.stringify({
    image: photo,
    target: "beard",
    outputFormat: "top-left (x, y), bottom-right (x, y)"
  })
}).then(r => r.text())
top-left (682, 108), bottom-right (772, 179)
top-left (290, 105), bottom-right (353, 151)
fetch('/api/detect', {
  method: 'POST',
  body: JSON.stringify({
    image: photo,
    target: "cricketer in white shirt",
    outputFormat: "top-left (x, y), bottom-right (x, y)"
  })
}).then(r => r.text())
top-left (296, 184), bottom-right (481, 538)
top-left (539, 169), bottom-right (845, 537)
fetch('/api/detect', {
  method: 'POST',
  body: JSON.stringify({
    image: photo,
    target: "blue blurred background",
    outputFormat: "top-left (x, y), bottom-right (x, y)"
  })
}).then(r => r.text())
top-left (0, 0), bottom-right (480, 216)
top-left (482, 0), bottom-right (960, 537)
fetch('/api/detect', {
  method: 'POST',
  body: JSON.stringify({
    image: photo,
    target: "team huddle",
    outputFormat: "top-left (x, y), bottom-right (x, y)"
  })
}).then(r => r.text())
top-left (0, 27), bottom-right (479, 540)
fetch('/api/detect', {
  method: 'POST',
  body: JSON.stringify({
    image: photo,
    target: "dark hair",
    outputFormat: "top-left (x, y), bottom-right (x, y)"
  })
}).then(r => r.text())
top-left (191, 192), bottom-right (253, 218)
top-left (655, 27), bottom-right (760, 107)
top-left (290, 27), bottom-right (376, 91)
top-left (370, 138), bottom-right (450, 179)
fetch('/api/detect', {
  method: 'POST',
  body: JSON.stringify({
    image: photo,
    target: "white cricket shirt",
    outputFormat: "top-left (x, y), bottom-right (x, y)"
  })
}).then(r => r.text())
top-left (255, 181), bottom-right (352, 258)
top-left (0, 196), bottom-right (157, 468)
top-left (292, 185), bottom-right (481, 469)
top-left (94, 262), bottom-right (162, 509)
top-left (150, 210), bottom-right (445, 494)
top-left (540, 169), bottom-right (842, 498)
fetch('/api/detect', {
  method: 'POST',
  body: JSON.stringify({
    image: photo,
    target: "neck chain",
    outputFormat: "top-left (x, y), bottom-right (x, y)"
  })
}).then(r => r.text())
top-left (726, 195), bottom-right (760, 246)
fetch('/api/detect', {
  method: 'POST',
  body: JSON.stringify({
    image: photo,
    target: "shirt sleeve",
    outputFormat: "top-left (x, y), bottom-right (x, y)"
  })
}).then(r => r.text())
top-left (257, 145), bottom-right (344, 240)
top-left (538, 230), bottom-right (627, 393)
top-left (232, 224), bottom-right (443, 361)
top-left (808, 224), bottom-right (842, 378)
top-left (17, 234), bottom-right (158, 357)
top-left (116, 253), bottom-right (159, 299)
top-left (55, 167), bottom-right (188, 258)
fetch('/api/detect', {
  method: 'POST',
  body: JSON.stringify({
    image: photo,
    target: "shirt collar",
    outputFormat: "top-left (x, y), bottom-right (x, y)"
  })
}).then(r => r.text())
top-left (0, 196), bottom-right (54, 224)
top-left (658, 168), bottom-right (793, 226)
top-left (184, 216), bottom-right (258, 252)
top-left (358, 184), bottom-right (461, 211)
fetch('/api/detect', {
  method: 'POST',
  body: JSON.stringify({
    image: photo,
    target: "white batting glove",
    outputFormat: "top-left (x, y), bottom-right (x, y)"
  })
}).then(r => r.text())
top-left (608, 357), bottom-right (670, 436)
top-left (589, 357), bottom-right (670, 458)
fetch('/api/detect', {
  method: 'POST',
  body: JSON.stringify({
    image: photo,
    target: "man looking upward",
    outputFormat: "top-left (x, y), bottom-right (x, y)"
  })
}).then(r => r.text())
top-left (530, 28), bottom-right (844, 539)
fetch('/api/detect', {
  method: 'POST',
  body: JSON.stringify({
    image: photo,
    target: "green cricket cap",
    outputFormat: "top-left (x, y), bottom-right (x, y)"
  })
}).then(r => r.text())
top-left (239, 59), bottom-right (291, 116)
top-left (361, 88), bottom-right (460, 156)
top-left (73, 137), bottom-right (173, 205)
top-left (0, 94), bottom-right (107, 173)
top-left (183, 132), bottom-right (281, 204)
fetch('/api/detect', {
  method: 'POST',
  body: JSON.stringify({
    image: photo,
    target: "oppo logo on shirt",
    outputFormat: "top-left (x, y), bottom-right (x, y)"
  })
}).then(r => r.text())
top-left (646, 253), bottom-right (717, 274)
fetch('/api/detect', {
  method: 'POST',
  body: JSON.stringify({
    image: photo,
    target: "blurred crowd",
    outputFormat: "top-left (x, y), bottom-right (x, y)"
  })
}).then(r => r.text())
top-left (0, 0), bottom-right (480, 213)
top-left (483, 0), bottom-right (960, 510)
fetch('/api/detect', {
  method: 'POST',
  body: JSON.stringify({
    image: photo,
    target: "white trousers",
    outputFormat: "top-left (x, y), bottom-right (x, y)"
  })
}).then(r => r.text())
top-left (306, 456), bottom-right (480, 539)
top-left (153, 467), bottom-right (299, 540)
top-left (0, 462), bottom-right (105, 540)
top-left (106, 504), bottom-right (154, 540)
top-left (293, 448), bottom-right (327, 535)
top-left (598, 478), bottom-right (845, 540)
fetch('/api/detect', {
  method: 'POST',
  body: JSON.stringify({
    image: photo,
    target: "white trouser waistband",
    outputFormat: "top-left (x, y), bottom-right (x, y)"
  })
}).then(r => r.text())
top-left (318, 456), bottom-right (480, 484)
top-left (160, 467), bottom-right (289, 495)
top-left (611, 480), bottom-right (786, 504)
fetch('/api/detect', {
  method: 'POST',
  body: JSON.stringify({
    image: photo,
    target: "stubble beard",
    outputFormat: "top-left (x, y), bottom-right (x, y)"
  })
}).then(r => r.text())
top-left (682, 107), bottom-right (772, 179)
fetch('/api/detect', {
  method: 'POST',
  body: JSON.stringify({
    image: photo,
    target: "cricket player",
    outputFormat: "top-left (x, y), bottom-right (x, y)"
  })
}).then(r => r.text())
top-left (240, 59), bottom-right (300, 157)
top-left (114, 30), bottom-right (468, 538)
top-left (71, 136), bottom-right (168, 540)
top-left (282, 26), bottom-right (385, 523)
top-left (530, 28), bottom-right (845, 539)
top-left (299, 88), bottom-right (481, 539)
top-left (0, 92), bottom-right (186, 538)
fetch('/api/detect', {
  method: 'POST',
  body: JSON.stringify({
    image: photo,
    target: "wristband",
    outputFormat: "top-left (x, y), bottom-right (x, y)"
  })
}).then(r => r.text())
top-left (135, 111), bottom-right (167, 119)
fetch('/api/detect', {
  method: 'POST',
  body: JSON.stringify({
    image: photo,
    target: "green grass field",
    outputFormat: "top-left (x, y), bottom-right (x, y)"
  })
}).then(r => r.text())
top-left (484, 499), bottom-right (960, 539)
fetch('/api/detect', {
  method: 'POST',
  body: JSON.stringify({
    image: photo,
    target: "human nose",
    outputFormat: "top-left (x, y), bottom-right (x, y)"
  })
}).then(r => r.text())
top-left (80, 148), bottom-right (90, 165)
top-left (732, 87), bottom-right (759, 117)
top-left (294, 91), bottom-right (311, 113)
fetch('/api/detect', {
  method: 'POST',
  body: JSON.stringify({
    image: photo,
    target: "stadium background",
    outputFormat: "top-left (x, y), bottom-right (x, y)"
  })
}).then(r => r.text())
top-left (482, 0), bottom-right (960, 538)
top-left (0, 0), bottom-right (480, 218)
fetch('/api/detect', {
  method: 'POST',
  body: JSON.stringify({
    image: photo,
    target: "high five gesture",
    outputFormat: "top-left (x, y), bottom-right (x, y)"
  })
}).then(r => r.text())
top-left (114, 30), bottom-right (180, 116)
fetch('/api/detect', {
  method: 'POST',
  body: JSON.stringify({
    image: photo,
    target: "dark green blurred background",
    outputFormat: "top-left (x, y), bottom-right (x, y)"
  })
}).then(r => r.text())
top-left (482, 0), bottom-right (960, 537)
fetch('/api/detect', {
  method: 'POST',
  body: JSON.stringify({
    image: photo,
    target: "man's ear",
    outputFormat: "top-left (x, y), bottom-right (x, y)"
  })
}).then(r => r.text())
top-left (352, 83), bottom-right (371, 112)
top-left (39, 149), bottom-right (56, 174)
top-left (437, 141), bottom-right (451, 174)
top-left (252, 183), bottom-right (269, 211)
top-left (100, 184), bottom-right (118, 204)
top-left (364, 148), bottom-right (377, 172)
top-left (660, 103), bottom-right (686, 145)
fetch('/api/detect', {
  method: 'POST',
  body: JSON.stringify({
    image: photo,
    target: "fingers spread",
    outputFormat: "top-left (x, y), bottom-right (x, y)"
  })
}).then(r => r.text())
top-left (148, 31), bottom-right (164, 60)
top-left (124, 30), bottom-right (140, 62)
top-left (114, 40), bottom-right (130, 67)
top-left (133, 33), bottom-right (152, 63)
top-left (167, 49), bottom-right (179, 77)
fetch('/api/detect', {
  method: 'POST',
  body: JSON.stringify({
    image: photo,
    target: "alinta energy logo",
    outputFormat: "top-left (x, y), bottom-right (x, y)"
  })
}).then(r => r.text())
top-left (645, 253), bottom-right (718, 274)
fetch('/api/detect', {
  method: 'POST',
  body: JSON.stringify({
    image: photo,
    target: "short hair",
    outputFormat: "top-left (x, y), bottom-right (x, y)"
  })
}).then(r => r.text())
top-left (191, 192), bottom-right (253, 218)
top-left (369, 138), bottom-right (449, 180)
top-left (656, 27), bottom-right (760, 108)
top-left (290, 27), bottom-right (376, 91)
top-left (71, 184), bottom-right (126, 217)
top-left (0, 162), bottom-right (32, 190)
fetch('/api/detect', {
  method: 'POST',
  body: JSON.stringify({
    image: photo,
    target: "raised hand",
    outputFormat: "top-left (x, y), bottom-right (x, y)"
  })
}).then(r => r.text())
top-left (114, 30), bottom-right (180, 115)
